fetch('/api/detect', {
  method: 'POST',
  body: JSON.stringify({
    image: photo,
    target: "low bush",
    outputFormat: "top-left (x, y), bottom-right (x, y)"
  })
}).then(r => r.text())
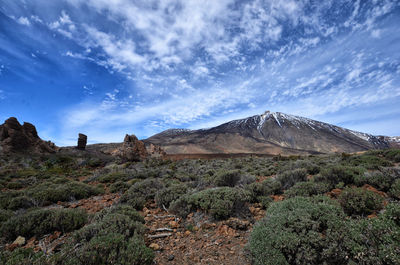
top-left (213, 170), bottom-right (241, 187)
top-left (338, 187), bottom-right (384, 216)
top-left (276, 168), bottom-right (307, 190)
top-left (120, 178), bottom-right (163, 210)
top-left (97, 172), bottom-right (130, 183)
top-left (345, 154), bottom-right (393, 170)
top-left (390, 179), bottom-right (400, 199)
top-left (284, 181), bottom-right (330, 198)
top-left (355, 171), bottom-right (395, 192)
top-left (26, 181), bottom-right (103, 206)
top-left (0, 247), bottom-right (43, 265)
top-left (347, 207), bottom-right (400, 264)
top-left (109, 181), bottom-right (130, 193)
top-left (245, 178), bottom-right (281, 202)
top-left (0, 209), bottom-right (13, 224)
top-left (315, 166), bottom-right (364, 187)
top-left (0, 208), bottom-right (88, 240)
top-left (155, 183), bottom-right (188, 208)
top-left (170, 187), bottom-right (251, 220)
top-left (248, 196), bottom-right (351, 265)
top-left (61, 204), bottom-right (153, 265)
top-left (382, 149), bottom-right (400, 162)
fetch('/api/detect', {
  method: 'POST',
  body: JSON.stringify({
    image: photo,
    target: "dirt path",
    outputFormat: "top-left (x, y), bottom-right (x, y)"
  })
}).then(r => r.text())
top-left (143, 202), bottom-right (265, 265)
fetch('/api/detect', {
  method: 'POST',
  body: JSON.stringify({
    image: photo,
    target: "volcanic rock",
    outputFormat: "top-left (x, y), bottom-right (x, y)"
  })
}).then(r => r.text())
top-left (113, 134), bottom-right (148, 161)
top-left (0, 117), bottom-right (57, 154)
top-left (77, 133), bottom-right (87, 150)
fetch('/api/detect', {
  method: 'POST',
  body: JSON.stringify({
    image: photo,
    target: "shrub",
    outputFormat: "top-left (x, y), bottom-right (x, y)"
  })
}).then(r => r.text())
top-left (345, 154), bottom-right (393, 170)
top-left (120, 178), bottom-right (163, 210)
top-left (355, 171), bottom-right (395, 192)
top-left (170, 187), bottom-right (251, 220)
top-left (245, 178), bottom-right (281, 202)
top-left (383, 202), bottom-right (400, 226)
top-left (338, 187), bottom-right (384, 216)
top-left (382, 149), bottom-right (400, 162)
top-left (155, 183), bottom-right (188, 208)
top-left (248, 196), bottom-right (351, 265)
top-left (65, 204), bottom-right (153, 265)
top-left (284, 181), bottom-right (330, 198)
top-left (7, 196), bottom-right (34, 210)
top-left (258, 196), bottom-right (273, 209)
top-left (347, 210), bottom-right (400, 264)
top-left (109, 181), bottom-right (130, 193)
top-left (0, 247), bottom-right (43, 265)
top-left (315, 166), bottom-right (364, 187)
top-left (97, 172), bottom-right (130, 183)
top-left (0, 209), bottom-right (13, 224)
top-left (0, 208), bottom-right (88, 240)
top-left (213, 170), bottom-right (241, 187)
top-left (26, 181), bottom-right (103, 206)
top-left (276, 168), bottom-right (307, 190)
top-left (390, 179), bottom-right (400, 199)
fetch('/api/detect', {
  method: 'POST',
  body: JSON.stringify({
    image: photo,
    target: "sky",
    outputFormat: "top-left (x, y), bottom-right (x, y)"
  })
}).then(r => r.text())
top-left (0, 0), bottom-right (399, 146)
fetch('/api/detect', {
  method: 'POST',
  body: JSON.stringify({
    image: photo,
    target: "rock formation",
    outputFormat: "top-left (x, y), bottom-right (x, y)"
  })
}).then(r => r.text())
top-left (147, 143), bottom-right (167, 158)
top-left (77, 133), bottom-right (87, 150)
top-left (113, 134), bottom-right (148, 161)
top-left (0, 117), bottom-right (57, 154)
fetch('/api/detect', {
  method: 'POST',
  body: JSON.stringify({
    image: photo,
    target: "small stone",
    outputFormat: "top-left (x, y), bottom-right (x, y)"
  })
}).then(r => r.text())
top-left (184, 230), bottom-right (191, 236)
top-left (167, 255), bottom-right (175, 261)
top-left (149, 243), bottom-right (160, 250)
top-left (169, 220), bottom-right (178, 228)
top-left (13, 236), bottom-right (26, 246)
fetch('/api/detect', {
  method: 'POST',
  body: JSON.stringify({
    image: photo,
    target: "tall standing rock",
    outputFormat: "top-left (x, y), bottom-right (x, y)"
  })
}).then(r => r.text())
top-left (77, 133), bottom-right (87, 150)
top-left (113, 134), bottom-right (148, 161)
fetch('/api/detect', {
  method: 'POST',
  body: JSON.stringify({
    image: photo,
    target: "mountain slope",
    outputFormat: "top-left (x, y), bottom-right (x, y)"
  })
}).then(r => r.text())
top-left (144, 111), bottom-right (390, 155)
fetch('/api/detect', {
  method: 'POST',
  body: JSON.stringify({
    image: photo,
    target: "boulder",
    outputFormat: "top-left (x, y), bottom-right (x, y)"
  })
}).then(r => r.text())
top-left (113, 134), bottom-right (149, 161)
top-left (147, 143), bottom-right (166, 158)
top-left (77, 133), bottom-right (87, 150)
top-left (0, 117), bottom-right (57, 154)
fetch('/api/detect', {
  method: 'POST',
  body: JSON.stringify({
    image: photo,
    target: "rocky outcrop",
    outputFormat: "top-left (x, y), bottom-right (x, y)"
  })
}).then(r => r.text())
top-left (77, 133), bottom-right (87, 150)
top-left (147, 143), bottom-right (166, 158)
top-left (113, 134), bottom-right (148, 161)
top-left (0, 117), bottom-right (57, 154)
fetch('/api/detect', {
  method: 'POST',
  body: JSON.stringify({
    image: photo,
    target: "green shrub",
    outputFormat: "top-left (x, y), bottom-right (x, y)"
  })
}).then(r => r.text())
top-left (109, 181), bottom-right (130, 193)
top-left (213, 170), bottom-right (241, 187)
top-left (1, 208), bottom-right (88, 240)
top-left (65, 204), bottom-right (153, 265)
top-left (26, 181), bottom-right (103, 206)
top-left (390, 179), bottom-right (400, 199)
top-left (97, 172), bottom-right (130, 183)
top-left (347, 211), bottom-right (400, 264)
top-left (248, 196), bottom-right (350, 265)
top-left (120, 178), bottom-right (163, 210)
top-left (245, 178), bottom-right (281, 202)
top-left (383, 149), bottom-right (400, 162)
top-left (0, 247), bottom-right (43, 265)
top-left (338, 187), bottom-right (384, 216)
top-left (276, 168), bottom-right (307, 190)
top-left (170, 187), bottom-right (251, 220)
top-left (155, 183), bottom-right (188, 208)
top-left (7, 196), bottom-right (34, 210)
top-left (355, 171), bottom-right (395, 192)
top-left (345, 154), bottom-right (393, 170)
top-left (0, 209), bottom-right (13, 224)
top-left (315, 166), bottom-right (364, 187)
top-left (284, 181), bottom-right (330, 198)
top-left (258, 196), bottom-right (273, 209)
top-left (383, 202), bottom-right (400, 226)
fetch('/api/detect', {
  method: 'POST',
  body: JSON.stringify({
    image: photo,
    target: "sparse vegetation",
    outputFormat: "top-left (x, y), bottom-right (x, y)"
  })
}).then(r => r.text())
top-left (1, 149), bottom-right (399, 264)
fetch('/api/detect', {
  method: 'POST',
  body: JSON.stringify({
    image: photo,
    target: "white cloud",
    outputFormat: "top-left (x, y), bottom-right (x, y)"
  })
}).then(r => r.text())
top-left (17, 17), bottom-right (30, 26)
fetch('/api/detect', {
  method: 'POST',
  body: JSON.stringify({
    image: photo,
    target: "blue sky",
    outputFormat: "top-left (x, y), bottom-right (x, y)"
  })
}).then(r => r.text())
top-left (0, 0), bottom-right (399, 146)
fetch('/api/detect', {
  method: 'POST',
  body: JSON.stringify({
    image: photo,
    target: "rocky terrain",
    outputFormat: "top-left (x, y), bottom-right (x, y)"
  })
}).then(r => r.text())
top-left (0, 117), bottom-right (57, 154)
top-left (145, 111), bottom-right (395, 155)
